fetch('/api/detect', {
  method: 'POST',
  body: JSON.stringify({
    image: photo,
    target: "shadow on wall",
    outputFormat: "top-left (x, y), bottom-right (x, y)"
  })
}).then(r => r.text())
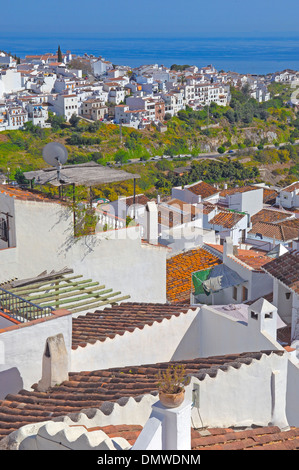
top-left (170, 314), bottom-right (200, 362)
top-left (0, 366), bottom-right (23, 400)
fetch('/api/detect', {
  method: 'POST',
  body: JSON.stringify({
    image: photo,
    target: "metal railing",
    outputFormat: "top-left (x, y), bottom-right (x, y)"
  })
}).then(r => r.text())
top-left (0, 287), bottom-right (54, 323)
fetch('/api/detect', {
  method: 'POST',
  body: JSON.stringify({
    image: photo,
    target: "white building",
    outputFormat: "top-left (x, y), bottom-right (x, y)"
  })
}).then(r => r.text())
top-left (0, 68), bottom-right (22, 98)
top-left (276, 182), bottom-right (299, 209)
top-left (26, 103), bottom-right (50, 128)
top-left (219, 185), bottom-right (263, 217)
top-left (114, 104), bottom-right (147, 128)
top-left (48, 93), bottom-right (78, 121)
top-left (6, 105), bottom-right (28, 130)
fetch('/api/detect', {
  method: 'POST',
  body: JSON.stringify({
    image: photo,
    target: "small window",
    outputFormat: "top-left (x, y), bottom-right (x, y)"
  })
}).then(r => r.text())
top-left (242, 286), bottom-right (248, 301)
top-left (232, 286), bottom-right (238, 300)
top-left (169, 211), bottom-right (173, 227)
top-left (265, 312), bottom-right (273, 319)
top-left (251, 311), bottom-right (258, 320)
top-left (0, 218), bottom-right (8, 242)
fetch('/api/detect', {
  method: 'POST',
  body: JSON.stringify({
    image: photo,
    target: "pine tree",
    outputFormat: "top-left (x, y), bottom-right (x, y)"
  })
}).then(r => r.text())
top-left (57, 45), bottom-right (62, 63)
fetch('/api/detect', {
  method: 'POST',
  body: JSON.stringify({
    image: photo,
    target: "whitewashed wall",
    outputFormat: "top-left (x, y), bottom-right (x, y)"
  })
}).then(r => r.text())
top-left (188, 351), bottom-right (289, 429)
top-left (71, 308), bottom-right (200, 372)
top-left (198, 305), bottom-right (283, 358)
top-left (0, 313), bottom-right (72, 391)
top-left (0, 198), bottom-right (167, 303)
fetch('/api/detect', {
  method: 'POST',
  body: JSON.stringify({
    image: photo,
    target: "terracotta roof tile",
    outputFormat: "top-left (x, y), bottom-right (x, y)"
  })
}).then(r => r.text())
top-left (209, 211), bottom-right (245, 229)
top-left (0, 185), bottom-right (66, 205)
top-left (125, 194), bottom-right (149, 207)
top-left (282, 182), bottom-right (299, 193)
top-left (158, 199), bottom-right (200, 228)
top-left (220, 186), bottom-right (258, 197)
top-left (251, 208), bottom-right (293, 225)
top-left (186, 181), bottom-right (219, 199)
top-left (0, 351), bottom-right (283, 443)
top-left (263, 250), bottom-right (299, 294)
top-left (72, 303), bottom-right (196, 349)
top-left (206, 244), bottom-right (270, 271)
top-left (166, 248), bottom-right (221, 302)
top-left (192, 426), bottom-right (299, 450)
top-left (250, 218), bottom-right (299, 242)
top-left (263, 188), bottom-right (278, 204)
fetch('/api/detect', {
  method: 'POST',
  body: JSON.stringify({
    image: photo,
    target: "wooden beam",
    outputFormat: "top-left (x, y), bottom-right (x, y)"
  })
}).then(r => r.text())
top-left (10, 276), bottom-right (88, 296)
top-left (37, 289), bottom-right (115, 308)
top-left (68, 295), bottom-right (131, 314)
top-left (28, 284), bottom-right (107, 305)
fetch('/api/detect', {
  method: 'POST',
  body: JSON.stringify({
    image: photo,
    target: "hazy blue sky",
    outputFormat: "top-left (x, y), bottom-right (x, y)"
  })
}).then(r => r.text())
top-left (2, 0), bottom-right (299, 36)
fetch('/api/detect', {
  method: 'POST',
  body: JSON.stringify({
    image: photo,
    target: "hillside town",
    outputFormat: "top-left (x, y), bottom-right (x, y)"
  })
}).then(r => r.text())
top-left (1, 48), bottom-right (298, 131)
top-left (1, 48), bottom-right (299, 453)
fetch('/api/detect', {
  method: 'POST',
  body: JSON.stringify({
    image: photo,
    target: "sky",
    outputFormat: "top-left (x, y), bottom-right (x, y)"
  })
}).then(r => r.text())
top-left (1, 0), bottom-right (299, 36)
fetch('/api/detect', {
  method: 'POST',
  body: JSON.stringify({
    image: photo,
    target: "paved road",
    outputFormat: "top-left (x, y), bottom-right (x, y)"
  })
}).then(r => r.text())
top-left (117, 139), bottom-right (299, 167)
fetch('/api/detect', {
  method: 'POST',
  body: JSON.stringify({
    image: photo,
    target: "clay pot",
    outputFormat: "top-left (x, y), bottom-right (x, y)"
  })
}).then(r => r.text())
top-left (159, 388), bottom-right (185, 408)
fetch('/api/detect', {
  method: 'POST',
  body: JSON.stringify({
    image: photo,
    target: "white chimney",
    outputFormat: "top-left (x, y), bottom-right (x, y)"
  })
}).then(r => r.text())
top-left (132, 399), bottom-right (192, 450)
top-left (37, 334), bottom-right (69, 392)
top-left (248, 298), bottom-right (278, 340)
top-left (145, 201), bottom-right (158, 245)
top-left (223, 236), bottom-right (234, 258)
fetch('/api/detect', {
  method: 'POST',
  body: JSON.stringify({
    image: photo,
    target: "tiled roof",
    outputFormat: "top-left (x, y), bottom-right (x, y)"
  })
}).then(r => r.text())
top-left (158, 199), bottom-right (199, 228)
top-left (72, 303), bottom-right (196, 349)
top-left (263, 250), bottom-right (299, 294)
top-left (166, 248), bottom-right (221, 303)
top-left (249, 220), bottom-right (299, 242)
top-left (236, 249), bottom-right (273, 271)
top-left (191, 426), bottom-right (299, 450)
top-left (205, 244), bottom-right (270, 272)
top-left (251, 208), bottom-right (292, 225)
top-left (263, 188), bottom-right (278, 204)
top-left (282, 182), bottom-right (299, 193)
top-left (186, 181), bottom-right (219, 199)
top-left (0, 351), bottom-right (282, 443)
top-left (0, 185), bottom-right (66, 205)
top-left (277, 218), bottom-right (299, 240)
top-left (125, 194), bottom-right (149, 207)
top-left (209, 211), bottom-right (245, 229)
top-left (81, 423), bottom-right (299, 450)
top-left (202, 202), bottom-right (216, 214)
top-left (220, 186), bottom-right (258, 197)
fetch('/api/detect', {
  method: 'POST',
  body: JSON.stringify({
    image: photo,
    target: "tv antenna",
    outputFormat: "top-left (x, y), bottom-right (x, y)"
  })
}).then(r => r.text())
top-left (42, 142), bottom-right (69, 183)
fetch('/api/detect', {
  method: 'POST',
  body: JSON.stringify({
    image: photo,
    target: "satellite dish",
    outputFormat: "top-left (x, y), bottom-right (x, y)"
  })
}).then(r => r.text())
top-left (42, 142), bottom-right (68, 183)
top-left (42, 142), bottom-right (68, 167)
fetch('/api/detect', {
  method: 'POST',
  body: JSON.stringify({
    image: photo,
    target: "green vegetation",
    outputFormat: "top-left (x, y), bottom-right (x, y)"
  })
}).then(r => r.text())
top-left (170, 64), bottom-right (191, 71)
top-left (0, 82), bottom-right (298, 202)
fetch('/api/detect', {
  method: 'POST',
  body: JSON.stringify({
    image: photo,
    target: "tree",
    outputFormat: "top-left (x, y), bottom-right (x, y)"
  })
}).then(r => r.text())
top-left (57, 45), bottom-right (62, 63)
top-left (14, 169), bottom-right (29, 185)
top-left (69, 113), bottom-right (80, 128)
top-left (114, 149), bottom-right (129, 165)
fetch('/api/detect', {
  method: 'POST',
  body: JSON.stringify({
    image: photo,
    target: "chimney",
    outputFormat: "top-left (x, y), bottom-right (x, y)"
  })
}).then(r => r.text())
top-left (248, 298), bottom-right (277, 340)
top-left (223, 236), bottom-right (234, 257)
top-left (233, 245), bottom-right (239, 256)
top-left (145, 201), bottom-right (158, 245)
top-left (37, 334), bottom-right (69, 392)
top-left (132, 399), bottom-right (192, 450)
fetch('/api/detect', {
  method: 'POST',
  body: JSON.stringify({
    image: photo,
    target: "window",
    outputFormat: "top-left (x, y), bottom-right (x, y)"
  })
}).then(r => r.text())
top-left (0, 218), bottom-right (8, 242)
top-left (242, 286), bottom-right (248, 301)
top-left (251, 311), bottom-right (258, 320)
top-left (169, 211), bottom-right (173, 227)
top-left (232, 286), bottom-right (238, 300)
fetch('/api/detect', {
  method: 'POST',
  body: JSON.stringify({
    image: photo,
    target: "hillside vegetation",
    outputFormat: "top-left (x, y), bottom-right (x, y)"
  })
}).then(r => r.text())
top-left (1, 84), bottom-right (299, 200)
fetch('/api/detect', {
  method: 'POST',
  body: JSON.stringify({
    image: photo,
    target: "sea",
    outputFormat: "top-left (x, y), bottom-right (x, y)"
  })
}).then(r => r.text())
top-left (1, 32), bottom-right (299, 75)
